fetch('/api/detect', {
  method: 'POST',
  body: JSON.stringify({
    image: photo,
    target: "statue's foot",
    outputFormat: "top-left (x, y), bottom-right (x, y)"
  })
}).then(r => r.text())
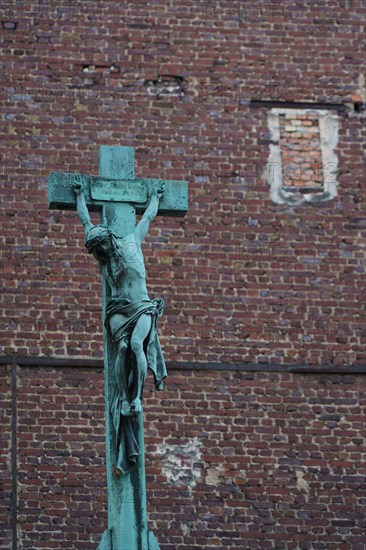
top-left (129, 398), bottom-right (142, 415)
top-left (121, 400), bottom-right (132, 416)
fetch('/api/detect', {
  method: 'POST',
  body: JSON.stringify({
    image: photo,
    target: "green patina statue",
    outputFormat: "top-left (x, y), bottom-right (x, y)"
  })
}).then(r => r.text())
top-left (73, 175), bottom-right (167, 475)
top-left (48, 146), bottom-right (188, 549)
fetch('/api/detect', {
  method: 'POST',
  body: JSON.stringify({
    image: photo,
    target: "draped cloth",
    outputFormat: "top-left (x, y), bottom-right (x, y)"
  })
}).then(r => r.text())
top-left (105, 298), bottom-right (167, 475)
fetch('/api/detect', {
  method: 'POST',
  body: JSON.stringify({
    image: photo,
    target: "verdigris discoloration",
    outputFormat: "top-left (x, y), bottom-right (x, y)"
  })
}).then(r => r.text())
top-left (48, 146), bottom-right (188, 550)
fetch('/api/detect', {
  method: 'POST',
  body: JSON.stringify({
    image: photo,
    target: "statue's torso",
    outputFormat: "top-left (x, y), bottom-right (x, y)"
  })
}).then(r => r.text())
top-left (100, 232), bottom-right (149, 303)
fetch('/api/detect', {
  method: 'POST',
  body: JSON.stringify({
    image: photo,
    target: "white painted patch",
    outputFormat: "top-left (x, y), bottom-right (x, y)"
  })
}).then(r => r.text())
top-left (156, 438), bottom-right (202, 492)
top-left (205, 467), bottom-right (221, 486)
top-left (296, 470), bottom-right (310, 498)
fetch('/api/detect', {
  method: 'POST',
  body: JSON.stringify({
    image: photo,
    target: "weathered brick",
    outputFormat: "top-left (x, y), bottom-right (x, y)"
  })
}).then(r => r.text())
top-left (1, 0), bottom-right (365, 548)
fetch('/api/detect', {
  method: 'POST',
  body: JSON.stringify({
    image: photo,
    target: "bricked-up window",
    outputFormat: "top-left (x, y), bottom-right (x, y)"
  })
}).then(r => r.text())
top-left (279, 112), bottom-right (323, 190)
top-left (267, 109), bottom-right (339, 205)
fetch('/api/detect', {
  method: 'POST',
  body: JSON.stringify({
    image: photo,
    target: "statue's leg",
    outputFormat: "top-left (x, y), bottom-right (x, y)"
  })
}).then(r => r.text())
top-left (115, 339), bottom-right (131, 416)
top-left (130, 314), bottom-right (152, 414)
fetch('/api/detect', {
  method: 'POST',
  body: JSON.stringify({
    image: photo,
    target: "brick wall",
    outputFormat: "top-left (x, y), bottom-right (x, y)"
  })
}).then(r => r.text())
top-left (1, 1), bottom-right (365, 548)
top-left (0, 362), bottom-right (365, 549)
top-left (1, 0), bottom-right (365, 366)
top-left (0, 364), bottom-right (12, 549)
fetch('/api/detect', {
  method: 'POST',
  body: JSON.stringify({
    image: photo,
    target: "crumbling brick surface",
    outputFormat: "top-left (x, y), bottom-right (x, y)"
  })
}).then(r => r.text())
top-left (146, 371), bottom-right (366, 550)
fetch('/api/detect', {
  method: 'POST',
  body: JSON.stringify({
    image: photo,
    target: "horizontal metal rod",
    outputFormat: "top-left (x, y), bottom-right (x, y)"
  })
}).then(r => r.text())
top-left (0, 356), bottom-right (365, 375)
top-left (248, 100), bottom-right (347, 111)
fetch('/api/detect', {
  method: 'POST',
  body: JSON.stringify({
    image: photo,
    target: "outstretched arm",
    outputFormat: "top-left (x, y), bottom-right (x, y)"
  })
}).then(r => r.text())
top-left (135, 183), bottom-right (165, 244)
top-left (73, 174), bottom-right (93, 238)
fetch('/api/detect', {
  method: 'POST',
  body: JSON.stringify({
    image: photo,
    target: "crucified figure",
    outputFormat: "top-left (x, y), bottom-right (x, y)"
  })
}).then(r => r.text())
top-left (73, 176), bottom-right (166, 421)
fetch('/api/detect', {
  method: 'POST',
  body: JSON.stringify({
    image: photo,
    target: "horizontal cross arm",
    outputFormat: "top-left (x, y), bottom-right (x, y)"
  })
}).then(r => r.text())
top-left (48, 172), bottom-right (188, 216)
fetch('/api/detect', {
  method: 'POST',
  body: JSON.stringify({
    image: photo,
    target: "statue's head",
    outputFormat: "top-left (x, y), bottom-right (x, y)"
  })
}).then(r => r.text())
top-left (85, 225), bottom-right (113, 256)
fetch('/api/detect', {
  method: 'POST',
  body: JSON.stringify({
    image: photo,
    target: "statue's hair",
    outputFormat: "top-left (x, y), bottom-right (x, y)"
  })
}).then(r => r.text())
top-left (85, 224), bottom-right (114, 254)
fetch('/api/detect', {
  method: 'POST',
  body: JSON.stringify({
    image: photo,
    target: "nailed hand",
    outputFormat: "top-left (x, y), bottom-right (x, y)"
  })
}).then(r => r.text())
top-left (153, 182), bottom-right (165, 198)
top-left (73, 173), bottom-right (84, 195)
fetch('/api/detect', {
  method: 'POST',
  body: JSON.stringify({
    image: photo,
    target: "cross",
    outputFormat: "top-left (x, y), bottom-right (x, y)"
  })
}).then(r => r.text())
top-left (48, 146), bottom-right (188, 550)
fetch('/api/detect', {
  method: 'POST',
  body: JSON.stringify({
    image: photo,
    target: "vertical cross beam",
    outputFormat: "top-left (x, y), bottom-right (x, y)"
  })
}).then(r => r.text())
top-left (98, 147), bottom-right (151, 550)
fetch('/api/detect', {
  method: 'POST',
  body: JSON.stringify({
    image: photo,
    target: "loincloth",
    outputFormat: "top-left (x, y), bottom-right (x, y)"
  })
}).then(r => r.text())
top-left (105, 297), bottom-right (167, 392)
top-left (106, 297), bottom-right (167, 475)
top-left (105, 298), bottom-right (164, 343)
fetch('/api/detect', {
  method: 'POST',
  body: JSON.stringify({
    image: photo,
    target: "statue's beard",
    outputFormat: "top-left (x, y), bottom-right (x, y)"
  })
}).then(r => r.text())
top-left (94, 250), bottom-right (108, 264)
top-left (93, 241), bottom-right (118, 264)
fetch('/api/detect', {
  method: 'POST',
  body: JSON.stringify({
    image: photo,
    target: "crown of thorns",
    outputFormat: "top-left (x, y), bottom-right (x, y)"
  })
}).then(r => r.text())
top-left (85, 225), bottom-right (113, 253)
